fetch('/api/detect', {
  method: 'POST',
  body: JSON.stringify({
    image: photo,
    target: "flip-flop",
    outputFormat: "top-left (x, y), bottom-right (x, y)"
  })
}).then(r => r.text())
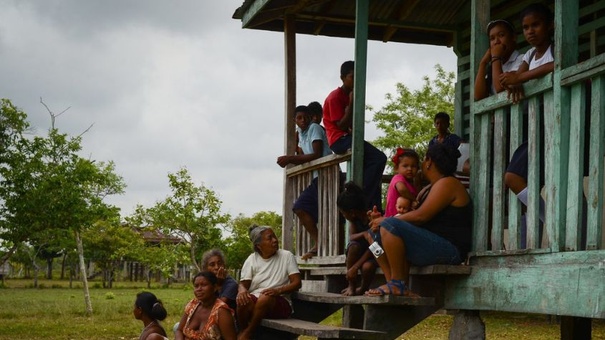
top-left (365, 279), bottom-right (406, 296)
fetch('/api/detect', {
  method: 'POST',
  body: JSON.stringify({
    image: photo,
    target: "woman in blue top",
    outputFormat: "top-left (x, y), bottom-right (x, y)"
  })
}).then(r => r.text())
top-left (201, 248), bottom-right (238, 310)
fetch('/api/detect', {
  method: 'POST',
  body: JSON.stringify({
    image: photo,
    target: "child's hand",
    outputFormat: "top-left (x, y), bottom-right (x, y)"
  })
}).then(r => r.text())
top-left (499, 72), bottom-right (519, 86)
top-left (367, 205), bottom-right (382, 220)
top-left (490, 44), bottom-right (506, 60)
top-left (276, 155), bottom-right (290, 168)
top-left (506, 85), bottom-right (525, 104)
top-left (480, 48), bottom-right (491, 64)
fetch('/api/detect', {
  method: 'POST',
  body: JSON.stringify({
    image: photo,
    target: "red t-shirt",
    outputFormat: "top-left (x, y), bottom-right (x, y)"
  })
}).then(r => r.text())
top-left (323, 87), bottom-right (350, 145)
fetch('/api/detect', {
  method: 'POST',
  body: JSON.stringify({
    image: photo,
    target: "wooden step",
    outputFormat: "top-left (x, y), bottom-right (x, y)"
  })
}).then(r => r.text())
top-left (260, 318), bottom-right (387, 339)
top-left (304, 264), bottom-right (472, 276)
top-left (294, 291), bottom-right (435, 306)
top-left (297, 254), bottom-right (346, 266)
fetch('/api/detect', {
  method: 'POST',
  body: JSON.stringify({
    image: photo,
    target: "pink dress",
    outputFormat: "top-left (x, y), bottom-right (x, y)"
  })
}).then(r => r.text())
top-left (385, 174), bottom-right (418, 217)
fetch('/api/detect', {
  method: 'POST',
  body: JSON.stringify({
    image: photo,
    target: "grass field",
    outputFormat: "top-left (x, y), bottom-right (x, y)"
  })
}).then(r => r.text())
top-left (1, 279), bottom-right (604, 339)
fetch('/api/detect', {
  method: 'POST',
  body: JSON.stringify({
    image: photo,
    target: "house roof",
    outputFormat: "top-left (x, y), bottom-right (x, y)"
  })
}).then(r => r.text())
top-left (139, 229), bottom-right (182, 245)
top-left (232, 0), bottom-right (471, 47)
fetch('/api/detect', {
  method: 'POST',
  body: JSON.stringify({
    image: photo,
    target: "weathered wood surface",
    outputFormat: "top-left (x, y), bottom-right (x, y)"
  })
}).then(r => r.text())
top-left (285, 153), bottom-right (350, 258)
top-left (297, 254), bottom-right (346, 266)
top-left (260, 318), bottom-right (388, 340)
top-left (444, 250), bottom-right (605, 318)
top-left (304, 264), bottom-right (471, 276)
top-left (294, 291), bottom-right (435, 306)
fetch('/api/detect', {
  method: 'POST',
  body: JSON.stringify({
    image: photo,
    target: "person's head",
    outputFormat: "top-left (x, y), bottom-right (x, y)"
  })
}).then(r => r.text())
top-left (308, 101), bottom-right (323, 124)
top-left (249, 224), bottom-right (278, 257)
top-left (294, 105), bottom-right (311, 131)
top-left (519, 3), bottom-right (554, 48)
top-left (337, 181), bottom-right (367, 221)
top-left (396, 196), bottom-right (412, 215)
top-left (433, 112), bottom-right (451, 135)
top-left (201, 248), bottom-right (226, 275)
top-left (192, 271), bottom-right (219, 302)
top-left (424, 143), bottom-right (461, 177)
top-left (486, 19), bottom-right (517, 60)
top-left (340, 60), bottom-right (354, 90)
top-left (392, 148), bottom-right (420, 180)
top-left (134, 291), bottom-right (167, 321)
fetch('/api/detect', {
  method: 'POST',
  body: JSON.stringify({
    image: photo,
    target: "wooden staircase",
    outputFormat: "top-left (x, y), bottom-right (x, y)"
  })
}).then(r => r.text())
top-left (256, 257), bottom-right (471, 339)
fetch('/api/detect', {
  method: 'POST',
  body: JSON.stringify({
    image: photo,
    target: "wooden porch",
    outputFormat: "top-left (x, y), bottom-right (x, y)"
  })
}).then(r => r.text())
top-left (234, 0), bottom-right (605, 338)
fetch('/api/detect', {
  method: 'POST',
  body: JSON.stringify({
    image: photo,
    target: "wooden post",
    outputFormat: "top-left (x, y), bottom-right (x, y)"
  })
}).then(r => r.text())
top-left (350, 0), bottom-right (368, 187)
top-left (282, 15), bottom-right (296, 252)
top-left (470, 0), bottom-right (491, 252)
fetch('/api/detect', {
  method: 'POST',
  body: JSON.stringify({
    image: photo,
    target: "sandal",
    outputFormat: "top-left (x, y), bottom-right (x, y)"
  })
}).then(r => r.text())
top-left (365, 279), bottom-right (407, 296)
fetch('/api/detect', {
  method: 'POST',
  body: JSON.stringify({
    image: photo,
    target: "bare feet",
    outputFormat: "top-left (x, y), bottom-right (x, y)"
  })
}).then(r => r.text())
top-left (341, 284), bottom-right (358, 296)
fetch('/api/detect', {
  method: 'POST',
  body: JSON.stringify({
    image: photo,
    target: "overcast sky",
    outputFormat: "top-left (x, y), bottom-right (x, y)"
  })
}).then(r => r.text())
top-left (0, 0), bottom-right (457, 219)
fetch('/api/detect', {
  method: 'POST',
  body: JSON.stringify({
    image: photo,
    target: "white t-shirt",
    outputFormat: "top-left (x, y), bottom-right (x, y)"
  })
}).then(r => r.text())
top-left (523, 45), bottom-right (554, 71)
top-left (240, 249), bottom-right (300, 299)
top-left (502, 50), bottom-right (524, 73)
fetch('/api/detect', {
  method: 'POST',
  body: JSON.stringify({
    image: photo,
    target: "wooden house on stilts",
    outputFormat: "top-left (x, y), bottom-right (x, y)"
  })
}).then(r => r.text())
top-left (233, 0), bottom-right (605, 338)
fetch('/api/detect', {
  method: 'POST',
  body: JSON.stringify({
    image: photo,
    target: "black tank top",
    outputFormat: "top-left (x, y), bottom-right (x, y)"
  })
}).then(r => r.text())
top-left (421, 201), bottom-right (473, 257)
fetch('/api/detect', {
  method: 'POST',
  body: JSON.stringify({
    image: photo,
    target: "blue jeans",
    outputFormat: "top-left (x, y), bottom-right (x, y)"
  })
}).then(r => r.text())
top-left (330, 135), bottom-right (387, 213)
top-left (379, 217), bottom-right (461, 266)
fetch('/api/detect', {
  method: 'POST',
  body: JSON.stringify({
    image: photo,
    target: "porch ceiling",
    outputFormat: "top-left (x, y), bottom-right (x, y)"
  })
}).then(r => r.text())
top-left (232, 0), bottom-right (471, 47)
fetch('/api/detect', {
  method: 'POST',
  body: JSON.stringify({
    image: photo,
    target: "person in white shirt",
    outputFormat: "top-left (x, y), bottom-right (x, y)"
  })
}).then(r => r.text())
top-left (236, 225), bottom-right (301, 340)
top-left (474, 19), bottom-right (524, 100)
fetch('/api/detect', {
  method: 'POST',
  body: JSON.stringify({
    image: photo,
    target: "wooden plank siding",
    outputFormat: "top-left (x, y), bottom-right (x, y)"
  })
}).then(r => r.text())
top-left (284, 153), bottom-right (350, 258)
top-left (444, 250), bottom-right (605, 319)
top-left (469, 0), bottom-right (605, 257)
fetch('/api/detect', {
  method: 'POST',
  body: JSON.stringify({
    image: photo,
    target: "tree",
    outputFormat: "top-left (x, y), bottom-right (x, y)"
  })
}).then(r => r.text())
top-left (223, 211), bottom-right (282, 270)
top-left (82, 219), bottom-right (140, 288)
top-left (0, 99), bottom-right (125, 314)
top-left (137, 167), bottom-right (231, 272)
top-left (371, 64), bottom-right (455, 161)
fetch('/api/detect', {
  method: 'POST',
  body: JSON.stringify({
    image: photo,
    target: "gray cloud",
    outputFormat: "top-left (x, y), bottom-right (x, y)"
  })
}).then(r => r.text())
top-left (0, 0), bottom-right (456, 218)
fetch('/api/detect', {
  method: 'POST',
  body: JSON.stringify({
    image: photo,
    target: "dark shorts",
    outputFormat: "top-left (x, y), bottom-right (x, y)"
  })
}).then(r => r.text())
top-left (292, 177), bottom-right (319, 223)
top-left (249, 294), bottom-right (292, 319)
top-left (506, 141), bottom-right (545, 184)
top-left (379, 217), bottom-right (461, 265)
top-left (346, 239), bottom-right (370, 254)
top-left (506, 141), bottom-right (529, 180)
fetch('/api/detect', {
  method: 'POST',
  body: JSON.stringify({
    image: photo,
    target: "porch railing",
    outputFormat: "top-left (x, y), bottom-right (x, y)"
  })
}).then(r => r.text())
top-left (471, 53), bottom-right (605, 254)
top-left (282, 152), bottom-right (351, 259)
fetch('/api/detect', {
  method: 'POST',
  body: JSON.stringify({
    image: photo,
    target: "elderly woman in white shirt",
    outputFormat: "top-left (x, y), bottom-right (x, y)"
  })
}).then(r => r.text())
top-left (235, 225), bottom-right (301, 340)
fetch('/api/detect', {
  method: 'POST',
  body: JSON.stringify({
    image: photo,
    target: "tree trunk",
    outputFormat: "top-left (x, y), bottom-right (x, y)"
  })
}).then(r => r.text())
top-left (0, 244), bottom-right (19, 268)
top-left (60, 253), bottom-right (67, 279)
top-left (46, 257), bottom-right (53, 279)
top-left (33, 261), bottom-right (39, 288)
top-left (75, 231), bottom-right (93, 315)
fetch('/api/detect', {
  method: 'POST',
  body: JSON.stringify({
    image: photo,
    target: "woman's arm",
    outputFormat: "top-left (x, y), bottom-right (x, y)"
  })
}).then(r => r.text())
top-left (398, 177), bottom-right (466, 225)
top-left (474, 48), bottom-right (491, 100)
top-left (261, 273), bottom-right (302, 296)
top-left (395, 181), bottom-right (416, 201)
top-left (236, 280), bottom-right (252, 306)
top-left (514, 62), bottom-right (554, 83)
top-left (217, 308), bottom-right (237, 340)
top-left (174, 311), bottom-right (189, 340)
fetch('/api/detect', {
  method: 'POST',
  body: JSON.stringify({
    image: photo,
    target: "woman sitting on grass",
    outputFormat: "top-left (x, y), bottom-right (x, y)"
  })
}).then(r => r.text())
top-left (175, 271), bottom-right (237, 340)
top-left (366, 143), bottom-right (472, 297)
top-left (133, 291), bottom-right (168, 340)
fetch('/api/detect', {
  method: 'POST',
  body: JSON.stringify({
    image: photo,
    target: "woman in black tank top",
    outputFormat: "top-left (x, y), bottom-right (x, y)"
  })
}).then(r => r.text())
top-left (365, 143), bottom-right (472, 297)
